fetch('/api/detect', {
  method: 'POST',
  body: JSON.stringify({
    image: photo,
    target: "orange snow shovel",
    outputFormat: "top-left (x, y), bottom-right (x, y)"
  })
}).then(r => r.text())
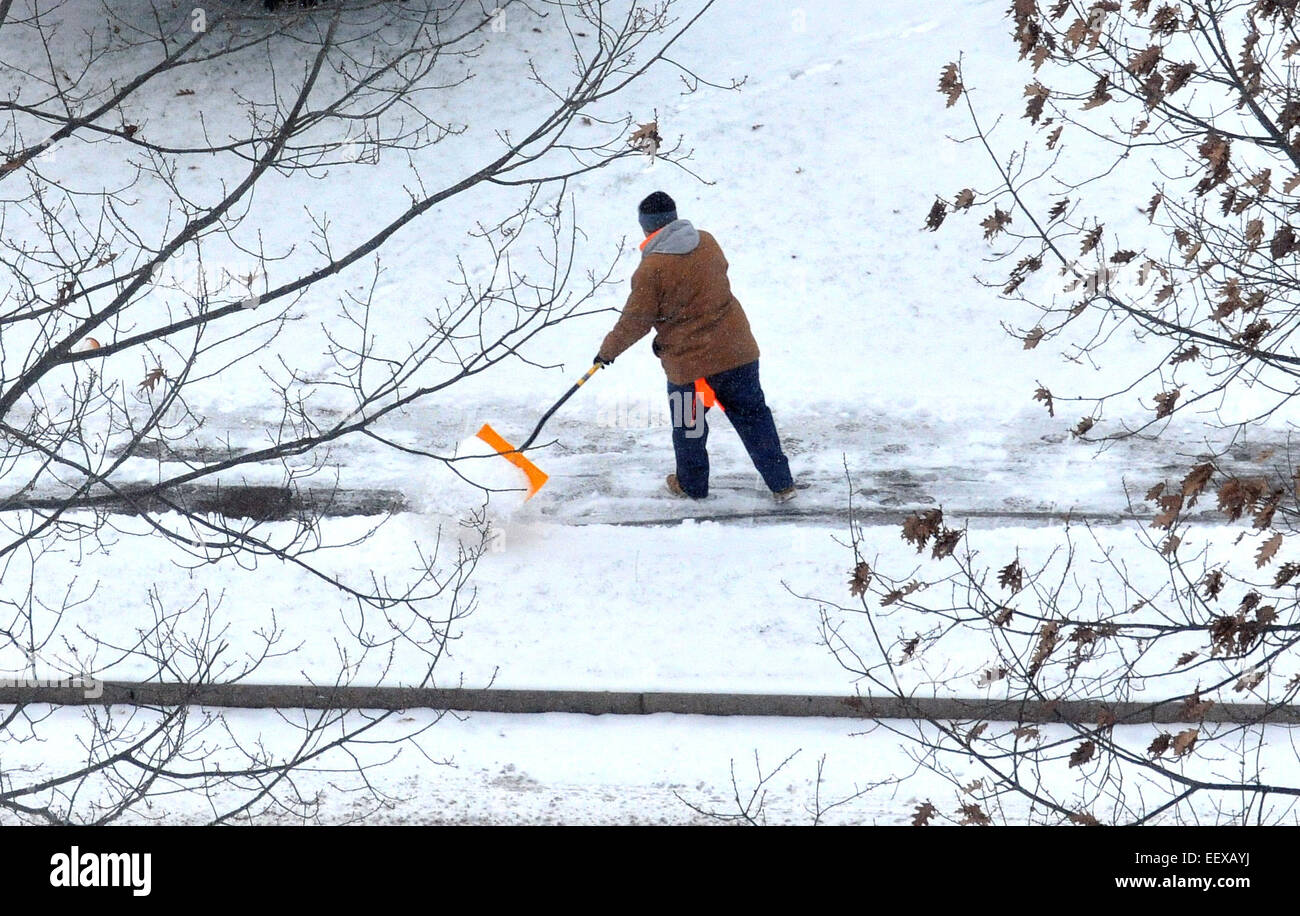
top-left (475, 361), bottom-right (605, 501)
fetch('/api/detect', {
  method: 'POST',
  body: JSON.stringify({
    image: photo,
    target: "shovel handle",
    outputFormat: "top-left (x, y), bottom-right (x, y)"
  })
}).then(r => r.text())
top-left (516, 362), bottom-right (604, 453)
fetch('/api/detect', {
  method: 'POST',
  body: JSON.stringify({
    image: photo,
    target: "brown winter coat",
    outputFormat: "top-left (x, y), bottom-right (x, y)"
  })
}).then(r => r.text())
top-left (598, 220), bottom-right (760, 385)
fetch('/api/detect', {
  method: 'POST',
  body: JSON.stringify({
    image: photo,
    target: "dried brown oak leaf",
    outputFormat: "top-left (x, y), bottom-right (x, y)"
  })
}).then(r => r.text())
top-left (1271, 225), bottom-right (1297, 259)
top-left (1181, 462), bottom-right (1214, 507)
top-left (932, 528), bottom-right (963, 560)
top-left (1068, 740), bottom-right (1096, 768)
top-left (1181, 690), bottom-right (1214, 720)
top-left (1082, 75), bottom-right (1112, 110)
top-left (1151, 491), bottom-right (1183, 529)
top-left (1033, 386), bottom-right (1054, 417)
top-left (981, 206), bottom-right (1013, 240)
top-left (998, 559), bottom-right (1024, 592)
top-left (1154, 388), bottom-right (1180, 419)
top-left (938, 62), bottom-right (964, 107)
top-left (137, 367), bottom-right (166, 393)
top-left (1273, 562), bottom-right (1300, 587)
top-left (912, 801), bottom-right (938, 826)
top-left (1028, 620), bottom-right (1061, 676)
top-left (1080, 224), bottom-right (1104, 255)
top-left (1148, 733), bottom-right (1172, 758)
top-left (924, 199), bottom-right (947, 232)
top-left (628, 120), bottom-right (661, 157)
top-left (902, 509), bottom-right (943, 552)
top-left (958, 803), bottom-right (991, 826)
top-left (1165, 61), bottom-right (1196, 94)
top-left (1128, 45), bottom-right (1163, 76)
top-left (1256, 532), bottom-right (1283, 568)
top-left (1201, 563), bottom-right (1222, 600)
top-left (883, 582), bottom-right (922, 608)
top-left (1172, 728), bottom-right (1199, 757)
top-left (1217, 476), bottom-right (1269, 521)
top-left (1253, 490), bottom-right (1283, 531)
top-left (1024, 82), bottom-right (1049, 124)
top-left (848, 561), bottom-right (872, 598)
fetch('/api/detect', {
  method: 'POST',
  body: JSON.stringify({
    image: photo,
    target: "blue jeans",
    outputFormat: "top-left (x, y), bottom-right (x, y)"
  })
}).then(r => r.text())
top-left (667, 360), bottom-right (794, 498)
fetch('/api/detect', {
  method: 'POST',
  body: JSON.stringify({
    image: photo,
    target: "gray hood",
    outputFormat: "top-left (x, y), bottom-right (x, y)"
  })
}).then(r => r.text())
top-left (640, 219), bottom-right (700, 258)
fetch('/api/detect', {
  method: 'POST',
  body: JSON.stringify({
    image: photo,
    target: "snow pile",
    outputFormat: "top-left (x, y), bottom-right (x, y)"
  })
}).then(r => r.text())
top-left (452, 433), bottom-right (534, 503)
top-left (398, 431), bottom-right (534, 555)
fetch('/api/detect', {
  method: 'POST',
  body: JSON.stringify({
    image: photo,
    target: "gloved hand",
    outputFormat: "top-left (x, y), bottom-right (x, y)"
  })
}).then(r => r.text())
top-left (594, 353), bottom-right (614, 367)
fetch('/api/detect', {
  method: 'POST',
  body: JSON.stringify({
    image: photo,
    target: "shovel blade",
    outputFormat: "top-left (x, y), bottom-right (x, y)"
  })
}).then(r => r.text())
top-left (475, 423), bottom-right (549, 500)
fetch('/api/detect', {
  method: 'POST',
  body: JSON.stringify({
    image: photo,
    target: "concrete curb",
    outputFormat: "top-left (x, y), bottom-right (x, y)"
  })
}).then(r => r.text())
top-left (0, 485), bottom-right (407, 520)
top-left (0, 682), bottom-right (1296, 724)
top-left (0, 484), bottom-right (1227, 529)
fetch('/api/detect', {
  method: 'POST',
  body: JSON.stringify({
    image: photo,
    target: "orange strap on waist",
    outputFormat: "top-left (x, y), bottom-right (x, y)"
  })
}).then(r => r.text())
top-left (695, 377), bottom-right (724, 411)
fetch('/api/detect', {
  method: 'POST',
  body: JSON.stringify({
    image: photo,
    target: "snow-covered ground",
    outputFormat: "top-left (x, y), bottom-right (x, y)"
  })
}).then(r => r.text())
top-left (4, 703), bottom-right (1291, 825)
top-left (3, 0), bottom-right (1298, 823)
top-left (2, 504), bottom-right (1278, 700)
top-left (0, 705), bottom-right (922, 825)
top-left (3, 704), bottom-right (1289, 825)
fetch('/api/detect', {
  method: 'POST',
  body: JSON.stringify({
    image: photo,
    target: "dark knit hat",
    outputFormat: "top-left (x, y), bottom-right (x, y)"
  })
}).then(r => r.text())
top-left (638, 191), bottom-right (677, 234)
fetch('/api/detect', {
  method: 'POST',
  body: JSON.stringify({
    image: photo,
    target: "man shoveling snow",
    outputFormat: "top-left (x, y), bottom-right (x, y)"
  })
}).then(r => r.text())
top-left (594, 191), bottom-right (798, 503)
